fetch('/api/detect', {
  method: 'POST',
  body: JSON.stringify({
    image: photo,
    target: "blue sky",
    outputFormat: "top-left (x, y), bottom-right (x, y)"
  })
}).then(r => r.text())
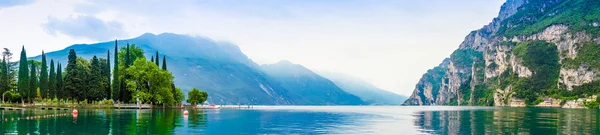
top-left (0, 0), bottom-right (505, 96)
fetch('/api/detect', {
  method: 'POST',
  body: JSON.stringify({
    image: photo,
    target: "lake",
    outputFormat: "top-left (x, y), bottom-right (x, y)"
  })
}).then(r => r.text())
top-left (0, 106), bottom-right (599, 134)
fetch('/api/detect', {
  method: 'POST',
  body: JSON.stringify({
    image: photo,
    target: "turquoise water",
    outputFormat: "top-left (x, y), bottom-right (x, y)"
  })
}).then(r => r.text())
top-left (0, 106), bottom-right (599, 134)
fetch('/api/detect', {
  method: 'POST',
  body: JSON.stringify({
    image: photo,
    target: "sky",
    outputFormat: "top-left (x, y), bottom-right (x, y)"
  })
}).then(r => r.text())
top-left (0, 0), bottom-right (506, 96)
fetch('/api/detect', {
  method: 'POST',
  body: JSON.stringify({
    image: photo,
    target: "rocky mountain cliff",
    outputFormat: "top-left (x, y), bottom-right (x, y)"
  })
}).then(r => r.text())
top-left (404, 0), bottom-right (600, 108)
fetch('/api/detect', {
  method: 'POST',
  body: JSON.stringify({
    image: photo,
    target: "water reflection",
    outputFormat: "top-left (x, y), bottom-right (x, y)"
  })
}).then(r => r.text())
top-left (0, 109), bottom-right (205, 134)
top-left (414, 107), bottom-right (600, 135)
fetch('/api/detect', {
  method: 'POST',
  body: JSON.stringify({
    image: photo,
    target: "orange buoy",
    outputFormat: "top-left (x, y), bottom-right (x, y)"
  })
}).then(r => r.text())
top-left (183, 110), bottom-right (189, 115)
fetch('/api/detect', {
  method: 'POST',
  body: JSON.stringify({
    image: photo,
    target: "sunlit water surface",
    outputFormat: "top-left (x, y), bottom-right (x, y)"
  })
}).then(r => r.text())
top-left (1, 106), bottom-right (599, 134)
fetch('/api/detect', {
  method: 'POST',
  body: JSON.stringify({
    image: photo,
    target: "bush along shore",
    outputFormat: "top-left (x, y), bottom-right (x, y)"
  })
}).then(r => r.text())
top-left (0, 40), bottom-right (209, 109)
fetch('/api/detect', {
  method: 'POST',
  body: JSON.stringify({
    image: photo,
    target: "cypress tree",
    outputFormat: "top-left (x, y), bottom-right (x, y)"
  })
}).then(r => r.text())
top-left (121, 43), bottom-right (130, 102)
top-left (56, 63), bottom-right (63, 100)
top-left (49, 59), bottom-right (55, 98)
top-left (151, 56), bottom-right (154, 63)
top-left (162, 55), bottom-right (167, 70)
top-left (106, 50), bottom-right (111, 100)
top-left (17, 46), bottom-right (29, 103)
top-left (112, 40), bottom-right (119, 101)
top-left (155, 51), bottom-right (159, 66)
top-left (0, 56), bottom-right (6, 96)
top-left (40, 51), bottom-right (48, 99)
top-left (29, 62), bottom-right (37, 102)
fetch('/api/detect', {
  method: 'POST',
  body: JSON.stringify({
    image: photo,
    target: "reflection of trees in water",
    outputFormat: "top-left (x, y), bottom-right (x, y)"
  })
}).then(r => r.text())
top-left (414, 108), bottom-right (600, 134)
top-left (0, 109), bottom-right (209, 134)
top-left (188, 109), bottom-right (208, 128)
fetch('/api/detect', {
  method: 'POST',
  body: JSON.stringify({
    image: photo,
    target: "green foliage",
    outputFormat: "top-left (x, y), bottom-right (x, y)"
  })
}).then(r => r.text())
top-left (446, 98), bottom-right (458, 106)
top-left (56, 63), bottom-right (63, 100)
top-left (40, 51), bottom-right (48, 99)
top-left (17, 46), bottom-right (29, 102)
top-left (88, 56), bottom-right (105, 101)
top-left (174, 87), bottom-right (185, 104)
top-left (498, 0), bottom-right (600, 37)
top-left (472, 85), bottom-right (495, 106)
top-left (510, 41), bottom-right (560, 105)
top-left (118, 44), bottom-right (145, 103)
top-left (563, 42), bottom-right (600, 70)
top-left (187, 88), bottom-right (208, 106)
top-left (417, 64), bottom-right (447, 104)
top-left (458, 79), bottom-right (471, 106)
top-left (450, 49), bottom-right (484, 69)
top-left (48, 59), bottom-right (56, 98)
top-left (29, 61), bottom-right (37, 101)
top-left (583, 97), bottom-right (600, 109)
top-left (113, 41), bottom-right (120, 101)
top-left (104, 51), bottom-right (111, 100)
top-left (126, 58), bottom-right (175, 105)
top-left (162, 56), bottom-right (167, 70)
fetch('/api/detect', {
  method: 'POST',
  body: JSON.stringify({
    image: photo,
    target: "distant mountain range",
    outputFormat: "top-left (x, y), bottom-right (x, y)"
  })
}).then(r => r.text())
top-left (318, 72), bottom-right (408, 105)
top-left (31, 33), bottom-right (405, 105)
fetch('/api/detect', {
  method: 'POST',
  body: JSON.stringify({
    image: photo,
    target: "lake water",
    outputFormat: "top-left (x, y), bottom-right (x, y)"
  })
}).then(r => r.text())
top-left (1, 106), bottom-right (599, 134)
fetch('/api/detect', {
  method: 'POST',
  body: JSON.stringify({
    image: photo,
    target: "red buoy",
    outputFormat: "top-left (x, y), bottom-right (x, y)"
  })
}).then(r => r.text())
top-left (72, 109), bottom-right (78, 115)
top-left (183, 110), bottom-right (189, 115)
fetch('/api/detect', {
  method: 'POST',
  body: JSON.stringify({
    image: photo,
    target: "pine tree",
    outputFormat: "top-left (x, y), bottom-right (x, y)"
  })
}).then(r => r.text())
top-left (88, 56), bottom-right (104, 101)
top-left (40, 51), bottom-right (48, 99)
top-left (29, 62), bottom-right (37, 102)
top-left (17, 46), bottom-right (29, 103)
top-left (64, 49), bottom-right (79, 100)
top-left (155, 51), bottom-right (159, 66)
top-left (106, 50), bottom-right (111, 100)
top-left (162, 55), bottom-right (167, 70)
top-left (49, 59), bottom-right (56, 98)
top-left (56, 63), bottom-right (63, 100)
top-left (112, 40), bottom-right (120, 101)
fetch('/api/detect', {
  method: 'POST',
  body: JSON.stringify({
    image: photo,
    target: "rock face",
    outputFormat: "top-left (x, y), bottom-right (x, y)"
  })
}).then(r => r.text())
top-left (405, 0), bottom-right (600, 106)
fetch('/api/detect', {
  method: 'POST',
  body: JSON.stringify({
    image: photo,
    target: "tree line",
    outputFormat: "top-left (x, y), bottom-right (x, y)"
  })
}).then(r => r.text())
top-left (0, 40), bottom-right (207, 106)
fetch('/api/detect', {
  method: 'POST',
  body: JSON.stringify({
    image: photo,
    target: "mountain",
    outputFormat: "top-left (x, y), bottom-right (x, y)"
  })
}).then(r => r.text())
top-left (261, 61), bottom-right (366, 105)
top-left (318, 71), bottom-right (408, 105)
top-left (32, 33), bottom-right (369, 105)
top-left (404, 0), bottom-right (600, 108)
top-left (33, 33), bottom-right (293, 105)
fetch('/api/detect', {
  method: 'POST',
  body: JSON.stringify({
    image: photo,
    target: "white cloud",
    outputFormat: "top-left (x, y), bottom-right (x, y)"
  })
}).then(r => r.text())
top-left (43, 15), bottom-right (127, 41)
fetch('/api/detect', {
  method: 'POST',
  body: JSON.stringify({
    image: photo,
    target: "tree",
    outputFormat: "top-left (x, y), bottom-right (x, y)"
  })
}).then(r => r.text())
top-left (40, 51), bottom-right (48, 99)
top-left (151, 56), bottom-right (154, 63)
top-left (155, 51), bottom-right (159, 66)
top-left (17, 46), bottom-right (29, 103)
top-left (174, 87), bottom-right (185, 105)
top-left (162, 55), bottom-right (167, 70)
top-left (105, 50), bottom-right (111, 100)
top-left (56, 63), bottom-right (63, 100)
top-left (126, 58), bottom-right (174, 105)
top-left (48, 59), bottom-right (56, 98)
top-left (87, 56), bottom-right (104, 101)
top-left (186, 88), bottom-right (208, 107)
top-left (75, 57), bottom-right (91, 101)
top-left (64, 49), bottom-right (86, 101)
top-left (118, 44), bottom-right (145, 103)
top-left (113, 40), bottom-right (120, 101)
top-left (0, 56), bottom-right (7, 97)
top-left (29, 62), bottom-right (37, 102)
